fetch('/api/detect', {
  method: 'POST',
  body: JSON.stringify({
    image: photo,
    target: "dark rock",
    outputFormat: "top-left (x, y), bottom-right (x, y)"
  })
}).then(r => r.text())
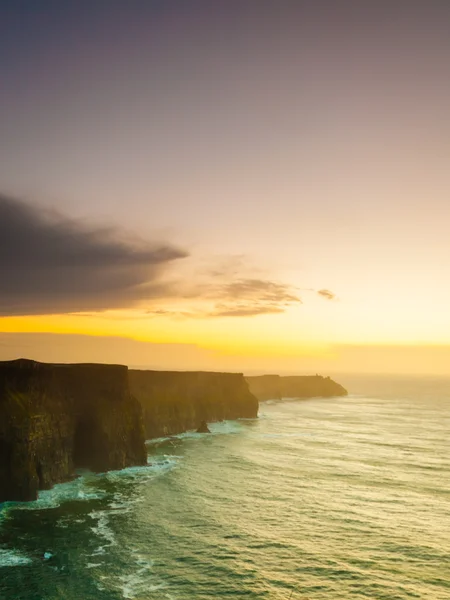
top-left (129, 370), bottom-right (258, 439)
top-left (196, 420), bottom-right (211, 433)
top-left (0, 359), bottom-right (147, 502)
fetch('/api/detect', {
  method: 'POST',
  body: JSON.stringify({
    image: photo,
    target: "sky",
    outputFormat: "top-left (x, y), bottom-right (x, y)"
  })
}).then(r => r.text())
top-left (1, 0), bottom-right (449, 374)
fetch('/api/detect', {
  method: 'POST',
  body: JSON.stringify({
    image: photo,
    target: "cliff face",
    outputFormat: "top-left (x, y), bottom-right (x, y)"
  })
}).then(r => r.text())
top-left (245, 375), bottom-right (282, 402)
top-left (0, 359), bottom-right (147, 502)
top-left (246, 374), bottom-right (347, 401)
top-left (129, 370), bottom-right (259, 439)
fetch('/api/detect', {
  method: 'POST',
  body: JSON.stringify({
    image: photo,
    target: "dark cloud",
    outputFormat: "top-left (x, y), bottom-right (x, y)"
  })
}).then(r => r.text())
top-left (317, 289), bottom-right (336, 301)
top-left (0, 195), bottom-right (188, 315)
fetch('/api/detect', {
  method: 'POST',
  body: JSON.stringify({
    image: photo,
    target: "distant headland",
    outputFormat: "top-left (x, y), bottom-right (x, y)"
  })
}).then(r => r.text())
top-left (246, 374), bottom-right (347, 401)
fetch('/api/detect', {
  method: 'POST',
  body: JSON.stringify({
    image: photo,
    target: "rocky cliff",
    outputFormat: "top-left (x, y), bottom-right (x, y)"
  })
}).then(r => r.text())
top-left (246, 374), bottom-right (347, 401)
top-left (129, 370), bottom-right (259, 439)
top-left (0, 359), bottom-right (147, 502)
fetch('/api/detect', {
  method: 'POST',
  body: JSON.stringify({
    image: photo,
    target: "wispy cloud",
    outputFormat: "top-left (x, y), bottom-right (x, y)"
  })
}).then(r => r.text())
top-left (145, 278), bottom-right (301, 318)
top-left (0, 195), bottom-right (187, 316)
top-left (214, 279), bottom-right (300, 304)
top-left (317, 289), bottom-right (336, 301)
top-left (206, 278), bottom-right (301, 316)
top-left (210, 304), bottom-right (285, 317)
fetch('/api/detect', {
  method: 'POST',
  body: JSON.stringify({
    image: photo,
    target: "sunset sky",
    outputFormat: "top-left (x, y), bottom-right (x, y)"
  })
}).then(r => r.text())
top-left (1, 1), bottom-right (449, 374)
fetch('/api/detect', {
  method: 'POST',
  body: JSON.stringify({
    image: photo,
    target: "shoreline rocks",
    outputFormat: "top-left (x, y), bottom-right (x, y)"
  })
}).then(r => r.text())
top-left (196, 420), bottom-right (211, 433)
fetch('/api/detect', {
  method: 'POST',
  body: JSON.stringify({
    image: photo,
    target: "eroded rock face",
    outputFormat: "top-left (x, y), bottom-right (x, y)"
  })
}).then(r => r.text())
top-left (246, 374), bottom-right (348, 401)
top-left (129, 370), bottom-right (259, 439)
top-left (245, 375), bottom-right (282, 401)
top-left (196, 420), bottom-right (211, 433)
top-left (0, 359), bottom-right (147, 502)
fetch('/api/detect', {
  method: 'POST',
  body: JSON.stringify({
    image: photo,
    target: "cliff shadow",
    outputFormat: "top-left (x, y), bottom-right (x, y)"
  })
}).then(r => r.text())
top-left (35, 461), bottom-right (45, 489)
top-left (73, 416), bottom-right (106, 472)
top-left (0, 439), bottom-right (12, 491)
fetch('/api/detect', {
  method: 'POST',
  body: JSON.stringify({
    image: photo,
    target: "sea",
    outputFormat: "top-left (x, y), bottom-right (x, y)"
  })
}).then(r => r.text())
top-left (1, 374), bottom-right (449, 599)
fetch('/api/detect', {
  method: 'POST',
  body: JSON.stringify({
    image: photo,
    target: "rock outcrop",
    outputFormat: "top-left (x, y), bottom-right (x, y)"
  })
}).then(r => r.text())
top-left (0, 359), bottom-right (147, 502)
top-left (129, 370), bottom-right (258, 439)
top-left (246, 374), bottom-right (347, 401)
top-left (196, 420), bottom-right (211, 433)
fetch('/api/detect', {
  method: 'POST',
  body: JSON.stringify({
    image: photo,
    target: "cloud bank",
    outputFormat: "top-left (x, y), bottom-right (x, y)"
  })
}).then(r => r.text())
top-left (0, 195), bottom-right (334, 318)
top-left (0, 195), bottom-right (187, 315)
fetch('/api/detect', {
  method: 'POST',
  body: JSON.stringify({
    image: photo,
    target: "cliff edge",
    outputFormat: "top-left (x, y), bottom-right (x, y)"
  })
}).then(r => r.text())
top-left (0, 359), bottom-right (147, 502)
top-left (246, 374), bottom-right (347, 401)
top-left (129, 370), bottom-right (258, 439)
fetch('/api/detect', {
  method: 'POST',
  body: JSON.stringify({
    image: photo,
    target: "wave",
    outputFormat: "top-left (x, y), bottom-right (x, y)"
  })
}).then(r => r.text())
top-left (1, 473), bottom-right (107, 514)
top-left (145, 419), bottom-right (246, 446)
top-left (0, 548), bottom-right (32, 568)
top-left (89, 508), bottom-right (117, 556)
top-left (101, 456), bottom-right (179, 481)
top-left (118, 552), bottom-right (162, 600)
top-left (2, 392), bottom-right (449, 599)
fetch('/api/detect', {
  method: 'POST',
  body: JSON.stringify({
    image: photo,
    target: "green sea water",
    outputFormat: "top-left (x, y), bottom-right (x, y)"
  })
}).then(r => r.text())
top-left (1, 375), bottom-right (449, 599)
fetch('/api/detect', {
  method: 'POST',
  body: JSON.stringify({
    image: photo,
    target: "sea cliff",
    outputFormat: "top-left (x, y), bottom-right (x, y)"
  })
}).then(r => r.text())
top-left (0, 359), bottom-right (147, 502)
top-left (246, 374), bottom-right (347, 401)
top-left (129, 370), bottom-right (259, 439)
top-left (1, 360), bottom-right (344, 503)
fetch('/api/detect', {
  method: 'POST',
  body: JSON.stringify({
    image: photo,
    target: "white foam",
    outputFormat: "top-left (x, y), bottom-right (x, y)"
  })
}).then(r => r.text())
top-left (118, 553), bottom-right (161, 599)
top-left (208, 420), bottom-right (244, 435)
top-left (56, 519), bottom-right (69, 528)
top-left (108, 500), bottom-right (133, 512)
top-left (146, 435), bottom-right (178, 445)
top-left (145, 419), bottom-right (246, 445)
top-left (95, 581), bottom-right (106, 591)
top-left (2, 458), bottom-right (180, 530)
top-left (5, 474), bottom-right (106, 514)
top-left (98, 457), bottom-right (179, 486)
top-left (0, 548), bottom-right (32, 568)
top-left (121, 578), bottom-right (166, 599)
top-left (89, 509), bottom-right (117, 549)
top-left (86, 562), bottom-right (103, 569)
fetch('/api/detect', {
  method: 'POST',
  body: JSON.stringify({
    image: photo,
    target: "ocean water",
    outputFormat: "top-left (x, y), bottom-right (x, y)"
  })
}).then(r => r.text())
top-left (1, 375), bottom-right (449, 599)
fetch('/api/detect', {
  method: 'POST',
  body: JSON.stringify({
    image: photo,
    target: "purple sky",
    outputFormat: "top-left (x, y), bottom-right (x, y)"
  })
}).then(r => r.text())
top-left (2, 1), bottom-right (449, 229)
top-left (1, 1), bottom-right (450, 371)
